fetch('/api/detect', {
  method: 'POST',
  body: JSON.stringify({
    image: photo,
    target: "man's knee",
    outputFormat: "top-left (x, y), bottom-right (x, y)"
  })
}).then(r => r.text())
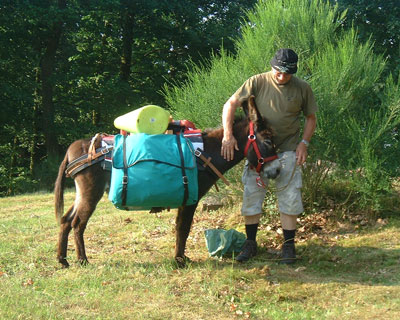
top-left (280, 212), bottom-right (299, 230)
top-left (244, 213), bottom-right (262, 225)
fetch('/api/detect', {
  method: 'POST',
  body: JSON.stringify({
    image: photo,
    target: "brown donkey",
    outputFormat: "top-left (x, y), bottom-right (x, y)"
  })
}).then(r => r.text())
top-left (54, 96), bottom-right (281, 268)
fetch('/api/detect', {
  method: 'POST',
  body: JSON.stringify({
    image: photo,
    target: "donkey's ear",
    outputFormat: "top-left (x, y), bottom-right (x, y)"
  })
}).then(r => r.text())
top-left (241, 99), bottom-right (249, 117)
top-left (247, 95), bottom-right (262, 123)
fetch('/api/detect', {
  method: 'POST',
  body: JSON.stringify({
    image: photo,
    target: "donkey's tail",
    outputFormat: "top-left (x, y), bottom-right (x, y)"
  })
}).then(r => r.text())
top-left (55, 152), bottom-right (69, 225)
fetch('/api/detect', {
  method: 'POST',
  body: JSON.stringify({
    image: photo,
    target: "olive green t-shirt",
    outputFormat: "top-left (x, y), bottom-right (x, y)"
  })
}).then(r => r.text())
top-left (233, 71), bottom-right (318, 152)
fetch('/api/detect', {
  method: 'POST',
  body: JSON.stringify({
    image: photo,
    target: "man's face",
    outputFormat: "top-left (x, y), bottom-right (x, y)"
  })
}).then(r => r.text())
top-left (272, 68), bottom-right (292, 85)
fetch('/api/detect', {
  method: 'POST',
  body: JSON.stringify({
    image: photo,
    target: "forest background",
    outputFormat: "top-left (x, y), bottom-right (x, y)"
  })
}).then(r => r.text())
top-left (1, 0), bottom-right (400, 215)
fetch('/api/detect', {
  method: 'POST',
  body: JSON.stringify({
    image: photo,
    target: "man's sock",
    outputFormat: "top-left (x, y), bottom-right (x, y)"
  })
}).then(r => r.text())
top-left (283, 229), bottom-right (296, 245)
top-left (245, 223), bottom-right (259, 241)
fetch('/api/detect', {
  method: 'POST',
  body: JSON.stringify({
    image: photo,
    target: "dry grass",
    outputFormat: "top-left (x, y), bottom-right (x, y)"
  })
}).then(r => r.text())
top-left (1, 190), bottom-right (400, 319)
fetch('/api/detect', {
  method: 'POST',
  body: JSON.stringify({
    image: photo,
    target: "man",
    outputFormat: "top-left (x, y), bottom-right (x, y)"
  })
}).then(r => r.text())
top-left (221, 48), bottom-right (317, 264)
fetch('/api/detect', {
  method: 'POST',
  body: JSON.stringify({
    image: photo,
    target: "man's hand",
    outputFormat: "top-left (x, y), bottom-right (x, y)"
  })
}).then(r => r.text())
top-left (221, 96), bottom-right (241, 161)
top-left (221, 136), bottom-right (239, 161)
top-left (296, 142), bottom-right (308, 165)
top-left (296, 113), bottom-right (316, 165)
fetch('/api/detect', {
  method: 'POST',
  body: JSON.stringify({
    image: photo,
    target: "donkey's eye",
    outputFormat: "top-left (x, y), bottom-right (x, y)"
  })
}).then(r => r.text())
top-left (263, 140), bottom-right (272, 147)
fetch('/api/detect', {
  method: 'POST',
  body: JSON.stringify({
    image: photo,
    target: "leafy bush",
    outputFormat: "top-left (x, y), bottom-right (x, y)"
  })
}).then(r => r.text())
top-left (164, 0), bottom-right (400, 214)
top-left (0, 146), bottom-right (72, 196)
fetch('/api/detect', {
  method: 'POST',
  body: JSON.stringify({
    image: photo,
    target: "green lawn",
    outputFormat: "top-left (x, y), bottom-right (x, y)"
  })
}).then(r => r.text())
top-left (1, 191), bottom-right (399, 319)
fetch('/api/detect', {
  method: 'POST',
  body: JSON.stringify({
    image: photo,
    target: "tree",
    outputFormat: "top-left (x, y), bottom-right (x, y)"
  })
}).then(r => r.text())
top-left (333, 0), bottom-right (400, 76)
top-left (0, 0), bottom-right (257, 195)
top-left (164, 0), bottom-right (400, 211)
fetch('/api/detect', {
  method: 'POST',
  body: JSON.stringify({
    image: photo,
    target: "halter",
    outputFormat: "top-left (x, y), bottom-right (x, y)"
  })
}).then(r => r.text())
top-left (244, 121), bottom-right (278, 173)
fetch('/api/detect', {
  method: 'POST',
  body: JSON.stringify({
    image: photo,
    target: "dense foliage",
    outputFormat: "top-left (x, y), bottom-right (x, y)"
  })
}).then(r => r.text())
top-left (333, 0), bottom-right (400, 76)
top-left (164, 0), bottom-right (400, 212)
top-left (1, 0), bottom-right (400, 207)
top-left (0, 0), bottom-right (257, 195)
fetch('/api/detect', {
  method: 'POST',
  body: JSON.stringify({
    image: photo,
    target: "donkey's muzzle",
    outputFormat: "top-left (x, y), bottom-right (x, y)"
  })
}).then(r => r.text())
top-left (262, 158), bottom-right (281, 179)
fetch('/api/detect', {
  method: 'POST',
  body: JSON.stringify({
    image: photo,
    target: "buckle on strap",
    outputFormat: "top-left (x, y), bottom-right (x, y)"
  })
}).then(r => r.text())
top-left (101, 146), bottom-right (113, 155)
top-left (122, 176), bottom-right (128, 185)
top-left (256, 176), bottom-right (266, 188)
top-left (182, 176), bottom-right (188, 185)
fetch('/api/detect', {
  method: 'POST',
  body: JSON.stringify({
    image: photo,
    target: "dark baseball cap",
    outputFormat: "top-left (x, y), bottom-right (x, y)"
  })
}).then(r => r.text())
top-left (270, 48), bottom-right (298, 74)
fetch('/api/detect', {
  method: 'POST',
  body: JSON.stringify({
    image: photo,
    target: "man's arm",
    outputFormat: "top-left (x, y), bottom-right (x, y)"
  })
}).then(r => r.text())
top-left (296, 113), bottom-right (317, 165)
top-left (221, 96), bottom-right (241, 161)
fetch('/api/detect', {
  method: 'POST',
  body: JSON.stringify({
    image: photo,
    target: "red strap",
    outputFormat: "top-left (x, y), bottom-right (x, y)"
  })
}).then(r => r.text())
top-left (244, 121), bottom-right (278, 173)
top-left (244, 121), bottom-right (255, 157)
top-left (180, 120), bottom-right (196, 129)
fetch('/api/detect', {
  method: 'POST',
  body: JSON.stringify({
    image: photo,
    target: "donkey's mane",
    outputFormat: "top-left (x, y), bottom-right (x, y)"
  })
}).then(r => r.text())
top-left (202, 115), bottom-right (247, 141)
top-left (201, 114), bottom-right (273, 144)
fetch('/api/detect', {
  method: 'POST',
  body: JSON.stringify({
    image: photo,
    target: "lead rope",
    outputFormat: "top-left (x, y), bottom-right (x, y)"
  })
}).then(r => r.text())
top-left (257, 162), bottom-right (299, 193)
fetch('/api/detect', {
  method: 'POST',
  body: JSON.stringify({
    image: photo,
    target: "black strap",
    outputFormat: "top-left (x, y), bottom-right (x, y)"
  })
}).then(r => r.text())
top-left (65, 146), bottom-right (113, 178)
top-left (121, 135), bottom-right (128, 208)
top-left (68, 155), bottom-right (105, 178)
top-left (176, 134), bottom-right (189, 206)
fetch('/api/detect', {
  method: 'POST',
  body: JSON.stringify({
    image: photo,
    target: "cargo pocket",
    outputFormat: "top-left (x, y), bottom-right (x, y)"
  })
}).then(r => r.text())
top-left (241, 162), bottom-right (250, 184)
top-left (294, 165), bottom-right (303, 189)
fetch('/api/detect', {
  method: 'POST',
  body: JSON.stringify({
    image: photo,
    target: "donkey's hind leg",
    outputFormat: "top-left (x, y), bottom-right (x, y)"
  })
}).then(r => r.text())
top-left (72, 213), bottom-right (90, 265)
top-left (57, 205), bottom-right (74, 268)
top-left (71, 175), bottom-right (106, 266)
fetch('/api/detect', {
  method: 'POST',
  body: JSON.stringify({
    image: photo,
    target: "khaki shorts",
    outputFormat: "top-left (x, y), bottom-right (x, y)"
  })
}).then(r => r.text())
top-left (241, 151), bottom-right (303, 216)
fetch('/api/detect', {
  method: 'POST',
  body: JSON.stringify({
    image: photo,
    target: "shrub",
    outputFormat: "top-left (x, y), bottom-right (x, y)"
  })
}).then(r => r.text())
top-left (164, 0), bottom-right (400, 215)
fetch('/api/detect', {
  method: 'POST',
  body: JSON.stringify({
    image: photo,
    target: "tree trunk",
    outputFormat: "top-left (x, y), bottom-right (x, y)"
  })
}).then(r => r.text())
top-left (120, 8), bottom-right (134, 82)
top-left (30, 68), bottom-right (41, 176)
top-left (38, 0), bottom-right (67, 159)
top-left (7, 136), bottom-right (18, 195)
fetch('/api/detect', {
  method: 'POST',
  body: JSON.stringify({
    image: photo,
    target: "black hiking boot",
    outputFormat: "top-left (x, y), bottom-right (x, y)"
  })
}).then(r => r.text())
top-left (235, 239), bottom-right (257, 262)
top-left (280, 243), bottom-right (296, 265)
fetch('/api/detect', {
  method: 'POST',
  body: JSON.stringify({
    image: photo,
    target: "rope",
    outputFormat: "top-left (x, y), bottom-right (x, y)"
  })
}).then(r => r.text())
top-left (257, 162), bottom-right (299, 193)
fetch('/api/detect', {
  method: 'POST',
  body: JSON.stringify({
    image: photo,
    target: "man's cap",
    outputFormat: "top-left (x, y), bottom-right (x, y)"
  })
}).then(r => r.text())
top-left (270, 48), bottom-right (298, 74)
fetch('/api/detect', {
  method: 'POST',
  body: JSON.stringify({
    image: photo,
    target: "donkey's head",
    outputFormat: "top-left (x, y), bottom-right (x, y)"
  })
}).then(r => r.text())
top-left (242, 96), bottom-right (281, 179)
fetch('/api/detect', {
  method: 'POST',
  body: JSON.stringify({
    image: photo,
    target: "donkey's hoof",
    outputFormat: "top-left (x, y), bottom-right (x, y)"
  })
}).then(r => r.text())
top-left (78, 259), bottom-right (89, 266)
top-left (175, 256), bottom-right (191, 268)
top-left (149, 207), bottom-right (164, 213)
top-left (58, 258), bottom-right (70, 268)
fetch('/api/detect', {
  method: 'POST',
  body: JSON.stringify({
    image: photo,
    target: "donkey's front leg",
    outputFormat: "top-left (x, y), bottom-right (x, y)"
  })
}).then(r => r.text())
top-left (175, 204), bottom-right (197, 267)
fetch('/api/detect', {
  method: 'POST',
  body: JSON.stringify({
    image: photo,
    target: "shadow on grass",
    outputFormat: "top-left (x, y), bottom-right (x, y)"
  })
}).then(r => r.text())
top-left (178, 244), bottom-right (400, 288)
top-left (57, 240), bottom-right (400, 289)
top-left (278, 244), bottom-right (399, 285)
top-left (179, 219), bottom-right (400, 287)
top-left (53, 216), bottom-right (400, 289)
top-left (193, 243), bottom-right (400, 287)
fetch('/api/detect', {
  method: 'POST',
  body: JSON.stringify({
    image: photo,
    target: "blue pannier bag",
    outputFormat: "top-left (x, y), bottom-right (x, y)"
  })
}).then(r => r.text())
top-left (109, 133), bottom-right (198, 210)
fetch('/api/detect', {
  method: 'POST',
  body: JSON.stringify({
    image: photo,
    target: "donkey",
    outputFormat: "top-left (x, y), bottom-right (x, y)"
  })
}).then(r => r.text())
top-left (54, 96), bottom-right (281, 268)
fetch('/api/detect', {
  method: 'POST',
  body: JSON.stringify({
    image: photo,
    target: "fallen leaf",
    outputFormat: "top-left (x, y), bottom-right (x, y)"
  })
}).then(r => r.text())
top-left (376, 218), bottom-right (388, 226)
top-left (23, 279), bottom-right (34, 286)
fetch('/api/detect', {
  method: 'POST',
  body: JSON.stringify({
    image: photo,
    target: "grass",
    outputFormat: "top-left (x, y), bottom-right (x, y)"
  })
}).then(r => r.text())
top-left (1, 190), bottom-right (400, 319)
